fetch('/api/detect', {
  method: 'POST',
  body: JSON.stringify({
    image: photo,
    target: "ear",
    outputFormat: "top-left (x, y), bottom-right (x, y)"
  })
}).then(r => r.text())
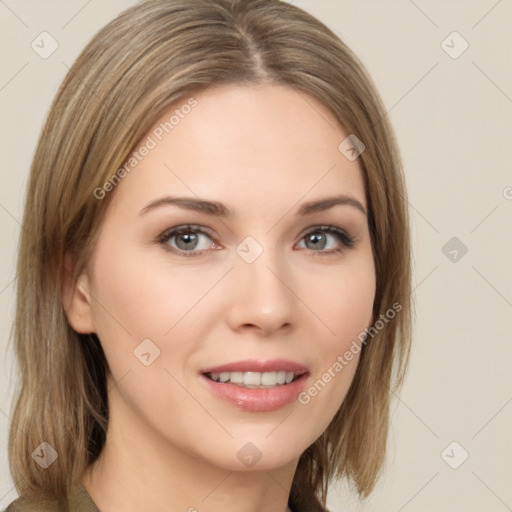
top-left (61, 252), bottom-right (96, 334)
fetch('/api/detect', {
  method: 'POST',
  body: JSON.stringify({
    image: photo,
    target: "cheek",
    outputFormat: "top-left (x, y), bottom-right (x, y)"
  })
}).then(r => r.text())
top-left (307, 254), bottom-right (376, 347)
top-left (89, 242), bottom-right (218, 345)
top-left (295, 255), bottom-right (375, 431)
top-left (87, 244), bottom-right (216, 431)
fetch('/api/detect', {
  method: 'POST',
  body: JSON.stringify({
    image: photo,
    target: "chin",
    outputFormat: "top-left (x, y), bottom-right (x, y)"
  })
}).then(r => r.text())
top-left (191, 429), bottom-right (314, 473)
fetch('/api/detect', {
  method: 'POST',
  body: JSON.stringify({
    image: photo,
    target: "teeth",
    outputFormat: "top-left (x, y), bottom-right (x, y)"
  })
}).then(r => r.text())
top-left (261, 371), bottom-right (276, 385)
top-left (244, 372), bottom-right (261, 386)
top-left (229, 372), bottom-right (244, 384)
top-left (207, 371), bottom-right (297, 388)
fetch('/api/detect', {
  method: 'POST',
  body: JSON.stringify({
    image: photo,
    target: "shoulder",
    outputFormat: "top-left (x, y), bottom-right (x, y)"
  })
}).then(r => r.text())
top-left (3, 483), bottom-right (99, 512)
top-left (3, 496), bottom-right (64, 512)
top-left (4, 498), bottom-right (62, 512)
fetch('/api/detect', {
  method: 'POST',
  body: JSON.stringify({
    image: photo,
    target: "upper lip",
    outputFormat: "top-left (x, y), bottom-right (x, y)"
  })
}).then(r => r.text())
top-left (201, 359), bottom-right (308, 375)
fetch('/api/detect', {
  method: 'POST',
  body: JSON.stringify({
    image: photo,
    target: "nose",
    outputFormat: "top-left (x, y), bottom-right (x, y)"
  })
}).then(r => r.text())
top-left (225, 247), bottom-right (296, 337)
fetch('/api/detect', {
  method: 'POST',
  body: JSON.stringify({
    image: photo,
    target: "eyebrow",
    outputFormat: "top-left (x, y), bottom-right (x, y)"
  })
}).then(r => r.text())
top-left (140, 194), bottom-right (367, 217)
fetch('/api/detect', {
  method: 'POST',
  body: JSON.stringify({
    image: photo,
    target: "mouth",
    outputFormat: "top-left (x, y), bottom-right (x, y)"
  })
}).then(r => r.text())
top-left (200, 360), bottom-right (309, 412)
top-left (204, 370), bottom-right (304, 388)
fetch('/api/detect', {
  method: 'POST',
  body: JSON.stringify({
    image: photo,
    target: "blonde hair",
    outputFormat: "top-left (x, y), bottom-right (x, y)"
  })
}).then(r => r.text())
top-left (8, 0), bottom-right (412, 507)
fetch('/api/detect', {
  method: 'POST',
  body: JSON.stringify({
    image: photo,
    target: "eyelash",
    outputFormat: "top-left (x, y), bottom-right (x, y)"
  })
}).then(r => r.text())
top-left (156, 224), bottom-right (356, 258)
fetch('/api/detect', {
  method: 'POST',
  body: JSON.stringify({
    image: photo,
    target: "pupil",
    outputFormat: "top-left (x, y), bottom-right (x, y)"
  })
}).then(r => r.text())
top-left (177, 232), bottom-right (197, 250)
top-left (307, 233), bottom-right (326, 250)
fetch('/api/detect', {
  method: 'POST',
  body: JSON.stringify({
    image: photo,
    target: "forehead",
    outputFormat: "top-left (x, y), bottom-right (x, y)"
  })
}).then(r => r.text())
top-left (111, 84), bottom-right (366, 214)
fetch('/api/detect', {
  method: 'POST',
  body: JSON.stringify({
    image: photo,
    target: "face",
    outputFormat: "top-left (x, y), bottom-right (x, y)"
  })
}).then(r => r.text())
top-left (69, 84), bottom-right (375, 472)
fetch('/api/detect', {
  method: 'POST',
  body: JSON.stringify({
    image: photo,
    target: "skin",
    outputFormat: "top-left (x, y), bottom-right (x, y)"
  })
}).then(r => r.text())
top-left (64, 84), bottom-right (376, 512)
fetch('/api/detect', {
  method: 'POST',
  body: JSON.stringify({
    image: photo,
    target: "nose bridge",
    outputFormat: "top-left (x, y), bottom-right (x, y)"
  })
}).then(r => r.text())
top-left (228, 236), bottom-right (296, 334)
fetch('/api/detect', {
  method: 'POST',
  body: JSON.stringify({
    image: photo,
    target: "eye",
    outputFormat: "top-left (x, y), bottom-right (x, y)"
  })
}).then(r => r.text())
top-left (296, 225), bottom-right (355, 255)
top-left (156, 224), bottom-right (355, 258)
top-left (158, 225), bottom-right (219, 257)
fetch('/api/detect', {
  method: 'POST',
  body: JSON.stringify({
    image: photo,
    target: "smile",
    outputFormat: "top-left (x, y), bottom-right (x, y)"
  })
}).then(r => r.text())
top-left (200, 360), bottom-right (309, 412)
top-left (205, 371), bottom-right (300, 388)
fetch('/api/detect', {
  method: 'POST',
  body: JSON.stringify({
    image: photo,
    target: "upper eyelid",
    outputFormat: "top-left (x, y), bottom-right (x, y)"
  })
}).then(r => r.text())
top-left (160, 224), bottom-right (214, 237)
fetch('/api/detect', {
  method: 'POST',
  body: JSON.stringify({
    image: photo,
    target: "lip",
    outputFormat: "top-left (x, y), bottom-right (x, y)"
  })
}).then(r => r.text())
top-left (201, 359), bottom-right (308, 374)
top-left (200, 359), bottom-right (309, 412)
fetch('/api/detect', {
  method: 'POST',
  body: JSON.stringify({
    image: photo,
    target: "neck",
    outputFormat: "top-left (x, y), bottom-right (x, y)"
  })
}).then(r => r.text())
top-left (81, 381), bottom-right (298, 512)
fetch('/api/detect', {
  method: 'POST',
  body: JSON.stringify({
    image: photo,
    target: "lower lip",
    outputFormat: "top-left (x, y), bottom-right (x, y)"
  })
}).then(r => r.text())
top-left (200, 374), bottom-right (308, 412)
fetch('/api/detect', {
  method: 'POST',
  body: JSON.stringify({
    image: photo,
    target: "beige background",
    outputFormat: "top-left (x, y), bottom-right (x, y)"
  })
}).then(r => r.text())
top-left (1, 1), bottom-right (511, 510)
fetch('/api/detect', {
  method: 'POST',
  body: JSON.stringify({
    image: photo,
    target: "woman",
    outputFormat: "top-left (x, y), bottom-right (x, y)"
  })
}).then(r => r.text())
top-left (5, 0), bottom-right (412, 510)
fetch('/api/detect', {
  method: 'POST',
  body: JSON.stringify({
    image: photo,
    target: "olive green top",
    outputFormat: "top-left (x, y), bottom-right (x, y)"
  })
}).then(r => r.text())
top-left (4, 484), bottom-right (99, 512)
top-left (4, 483), bottom-right (326, 511)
